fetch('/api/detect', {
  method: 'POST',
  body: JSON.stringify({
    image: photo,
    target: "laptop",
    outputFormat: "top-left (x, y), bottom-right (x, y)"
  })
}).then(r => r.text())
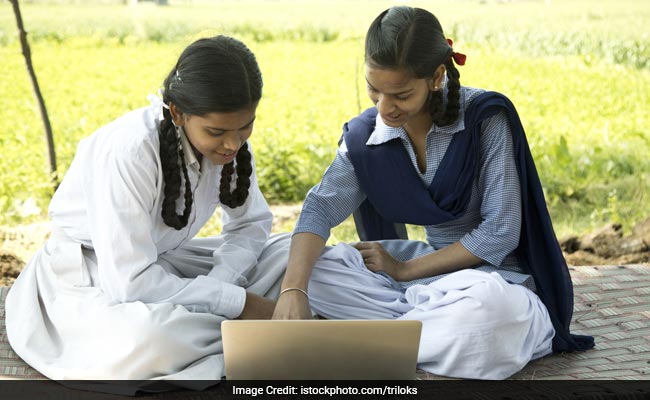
top-left (222, 319), bottom-right (422, 380)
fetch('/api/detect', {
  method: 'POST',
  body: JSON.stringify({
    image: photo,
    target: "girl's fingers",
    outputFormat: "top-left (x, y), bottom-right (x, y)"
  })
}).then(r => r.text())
top-left (352, 241), bottom-right (382, 250)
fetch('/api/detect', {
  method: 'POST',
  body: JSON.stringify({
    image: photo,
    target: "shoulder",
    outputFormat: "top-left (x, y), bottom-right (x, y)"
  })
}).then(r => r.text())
top-left (80, 104), bottom-right (161, 164)
top-left (456, 87), bottom-right (520, 146)
top-left (463, 89), bottom-right (516, 113)
top-left (460, 87), bottom-right (516, 108)
top-left (460, 86), bottom-right (488, 107)
top-left (461, 88), bottom-right (523, 129)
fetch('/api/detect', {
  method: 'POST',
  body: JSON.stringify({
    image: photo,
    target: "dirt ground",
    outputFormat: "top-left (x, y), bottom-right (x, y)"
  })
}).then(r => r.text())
top-left (560, 219), bottom-right (650, 267)
top-left (2, 209), bottom-right (649, 286)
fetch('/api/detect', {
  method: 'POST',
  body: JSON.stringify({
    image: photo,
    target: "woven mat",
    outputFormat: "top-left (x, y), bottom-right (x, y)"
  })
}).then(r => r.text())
top-left (2, 264), bottom-right (650, 381)
top-left (418, 264), bottom-right (650, 380)
top-left (0, 286), bottom-right (45, 379)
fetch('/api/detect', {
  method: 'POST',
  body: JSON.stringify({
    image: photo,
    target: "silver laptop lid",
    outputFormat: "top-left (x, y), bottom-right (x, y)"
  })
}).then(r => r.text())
top-left (222, 319), bottom-right (422, 380)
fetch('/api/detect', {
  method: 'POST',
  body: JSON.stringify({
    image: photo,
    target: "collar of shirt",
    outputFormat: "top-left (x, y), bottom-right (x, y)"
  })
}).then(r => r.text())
top-left (366, 83), bottom-right (469, 147)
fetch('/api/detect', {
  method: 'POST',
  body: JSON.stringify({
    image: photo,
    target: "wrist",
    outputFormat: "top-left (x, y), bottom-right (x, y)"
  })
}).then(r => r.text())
top-left (280, 275), bottom-right (309, 292)
top-left (279, 287), bottom-right (309, 299)
top-left (395, 260), bottom-right (411, 281)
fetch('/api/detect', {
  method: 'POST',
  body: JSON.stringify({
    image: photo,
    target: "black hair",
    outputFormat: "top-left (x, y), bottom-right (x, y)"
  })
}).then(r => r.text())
top-left (365, 6), bottom-right (461, 126)
top-left (159, 35), bottom-right (262, 229)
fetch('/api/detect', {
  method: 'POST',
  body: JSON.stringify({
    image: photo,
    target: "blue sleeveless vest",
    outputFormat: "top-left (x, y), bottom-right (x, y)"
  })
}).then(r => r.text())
top-left (342, 91), bottom-right (594, 352)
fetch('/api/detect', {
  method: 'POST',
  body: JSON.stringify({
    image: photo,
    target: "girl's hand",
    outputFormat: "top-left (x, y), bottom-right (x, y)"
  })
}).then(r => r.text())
top-left (272, 290), bottom-right (312, 320)
top-left (352, 241), bottom-right (406, 281)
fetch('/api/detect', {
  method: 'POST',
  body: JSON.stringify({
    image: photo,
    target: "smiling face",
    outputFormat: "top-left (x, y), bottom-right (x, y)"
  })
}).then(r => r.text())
top-left (365, 64), bottom-right (446, 132)
top-left (170, 103), bottom-right (257, 165)
top-left (365, 66), bottom-right (432, 128)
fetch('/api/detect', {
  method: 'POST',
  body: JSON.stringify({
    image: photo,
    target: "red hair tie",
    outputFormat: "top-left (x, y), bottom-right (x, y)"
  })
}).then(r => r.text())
top-left (446, 38), bottom-right (466, 66)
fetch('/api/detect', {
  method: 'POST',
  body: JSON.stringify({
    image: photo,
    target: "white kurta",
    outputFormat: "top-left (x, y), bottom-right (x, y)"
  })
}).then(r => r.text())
top-left (5, 97), bottom-right (290, 383)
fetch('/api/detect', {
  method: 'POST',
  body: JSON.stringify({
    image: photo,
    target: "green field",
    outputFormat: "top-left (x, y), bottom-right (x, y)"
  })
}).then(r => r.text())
top-left (1, 0), bottom-right (649, 241)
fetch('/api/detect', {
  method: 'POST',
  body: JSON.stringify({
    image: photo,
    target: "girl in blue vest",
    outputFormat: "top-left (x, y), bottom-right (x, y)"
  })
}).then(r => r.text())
top-left (273, 6), bottom-right (593, 379)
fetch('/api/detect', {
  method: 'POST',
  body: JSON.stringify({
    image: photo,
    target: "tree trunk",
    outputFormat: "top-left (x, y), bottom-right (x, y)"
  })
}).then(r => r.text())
top-left (9, 0), bottom-right (58, 191)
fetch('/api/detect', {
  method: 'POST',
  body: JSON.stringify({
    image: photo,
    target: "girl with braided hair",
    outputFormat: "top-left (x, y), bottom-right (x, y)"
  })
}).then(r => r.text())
top-left (273, 6), bottom-right (593, 379)
top-left (6, 35), bottom-right (290, 384)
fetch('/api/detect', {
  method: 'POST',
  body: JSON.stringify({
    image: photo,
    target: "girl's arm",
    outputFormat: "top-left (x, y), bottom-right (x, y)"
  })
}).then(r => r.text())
top-left (355, 240), bottom-right (481, 281)
top-left (273, 145), bottom-right (366, 319)
top-left (208, 146), bottom-right (273, 286)
top-left (458, 111), bottom-right (522, 266)
top-left (271, 232), bottom-right (326, 320)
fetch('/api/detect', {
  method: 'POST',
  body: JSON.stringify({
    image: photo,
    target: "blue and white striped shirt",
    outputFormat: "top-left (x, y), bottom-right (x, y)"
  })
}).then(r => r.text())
top-left (296, 86), bottom-right (535, 290)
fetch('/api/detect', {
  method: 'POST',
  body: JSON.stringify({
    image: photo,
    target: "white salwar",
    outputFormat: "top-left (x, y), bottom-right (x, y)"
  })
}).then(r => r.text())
top-left (7, 232), bottom-right (288, 383)
top-left (308, 243), bottom-right (555, 380)
top-left (5, 96), bottom-right (290, 384)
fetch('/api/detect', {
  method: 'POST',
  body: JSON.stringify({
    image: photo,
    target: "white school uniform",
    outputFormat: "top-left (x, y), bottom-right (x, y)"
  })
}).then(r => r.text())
top-left (5, 96), bottom-right (290, 383)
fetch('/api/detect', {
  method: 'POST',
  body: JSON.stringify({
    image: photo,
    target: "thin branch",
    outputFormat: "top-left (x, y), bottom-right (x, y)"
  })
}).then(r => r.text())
top-left (9, 0), bottom-right (58, 191)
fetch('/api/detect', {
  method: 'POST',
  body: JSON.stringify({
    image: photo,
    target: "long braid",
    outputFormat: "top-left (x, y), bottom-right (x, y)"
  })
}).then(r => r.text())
top-left (159, 106), bottom-right (194, 229)
top-left (219, 158), bottom-right (234, 205)
top-left (177, 136), bottom-right (194, 224)
top-left (429, 89), bottom-right (445, 126)
top-left (219, 142), bottom-right (252, 208)
top-left (430, 59), bottom-right (461, 127)
top-left (441, 59), bottom-right (461, 125)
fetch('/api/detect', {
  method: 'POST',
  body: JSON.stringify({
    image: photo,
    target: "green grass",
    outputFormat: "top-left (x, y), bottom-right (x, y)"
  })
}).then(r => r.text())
top-left (2, 0), bottom-right (649, 241)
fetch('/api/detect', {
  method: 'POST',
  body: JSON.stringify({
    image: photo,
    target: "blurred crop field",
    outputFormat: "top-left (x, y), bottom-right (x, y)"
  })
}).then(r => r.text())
top-left (1, 0), bottom-right (649, 242)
